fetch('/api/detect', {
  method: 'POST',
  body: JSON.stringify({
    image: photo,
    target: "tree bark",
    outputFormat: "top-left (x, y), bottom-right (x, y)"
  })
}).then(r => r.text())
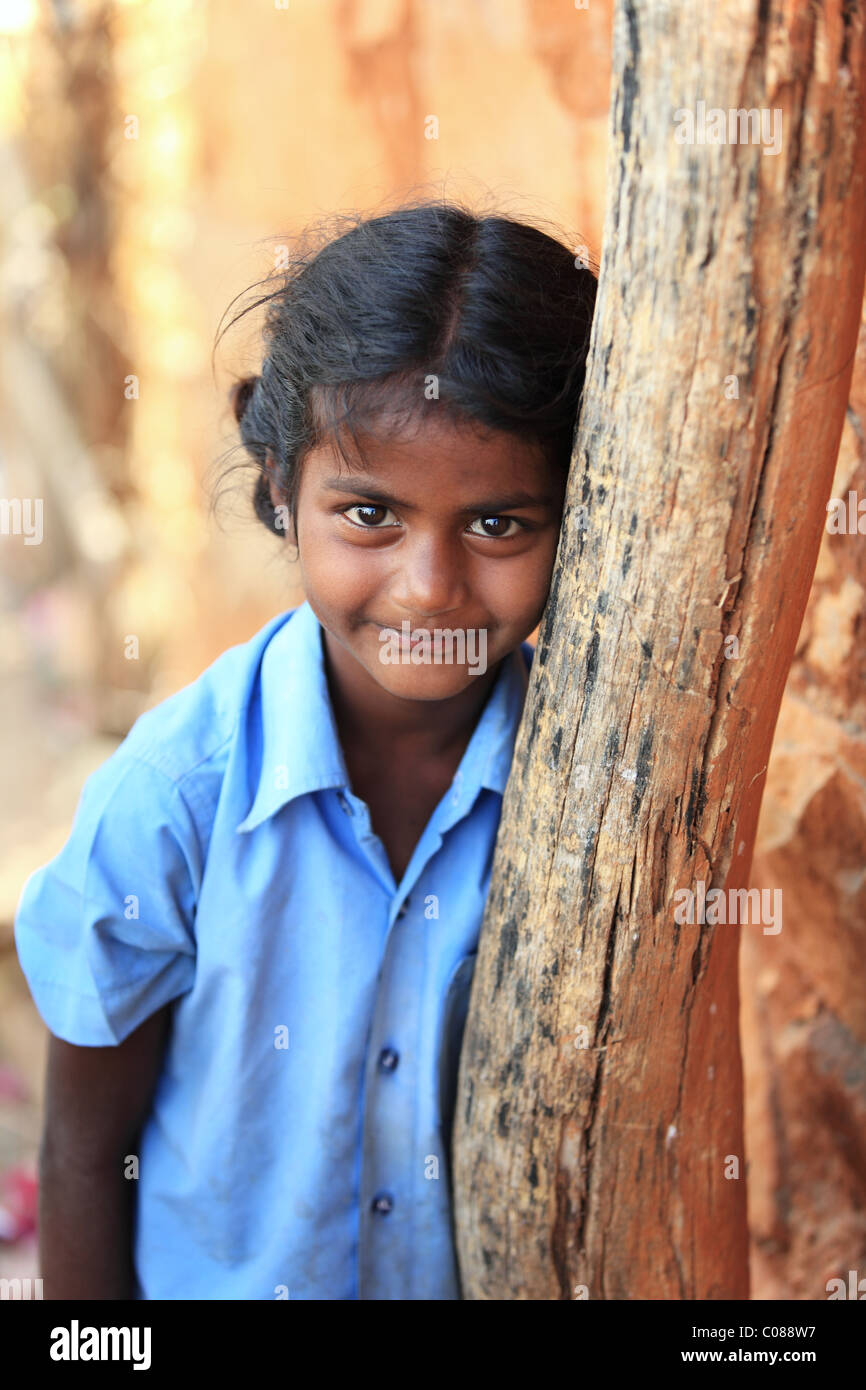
top-left (452, 0), bottom-right (866, 1300)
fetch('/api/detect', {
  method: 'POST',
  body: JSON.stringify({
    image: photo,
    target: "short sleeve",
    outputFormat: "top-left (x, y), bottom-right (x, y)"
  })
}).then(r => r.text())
top-left (14, 752), bottom-right (199, 1047)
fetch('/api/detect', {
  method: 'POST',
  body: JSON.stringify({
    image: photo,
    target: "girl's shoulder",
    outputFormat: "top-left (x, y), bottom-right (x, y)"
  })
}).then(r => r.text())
top-left (115, 607), bottom-right (299, 791)
top-left (14, 606), bottom-right (304, 1047)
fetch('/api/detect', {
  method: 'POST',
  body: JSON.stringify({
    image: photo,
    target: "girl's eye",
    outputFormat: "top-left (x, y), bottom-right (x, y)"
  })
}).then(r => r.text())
top-left (342, 504), bottom-right (397, 528)
top-left (466, 515), bottom-right (524, 539)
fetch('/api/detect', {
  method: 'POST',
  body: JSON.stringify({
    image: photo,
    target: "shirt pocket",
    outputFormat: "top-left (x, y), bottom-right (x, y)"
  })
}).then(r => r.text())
top-left (437, 949), bottom-right (478, 1197)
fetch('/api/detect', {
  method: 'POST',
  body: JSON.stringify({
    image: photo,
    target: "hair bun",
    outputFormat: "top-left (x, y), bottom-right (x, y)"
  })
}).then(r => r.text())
top-left (230, 374), bottom-right (259, 425)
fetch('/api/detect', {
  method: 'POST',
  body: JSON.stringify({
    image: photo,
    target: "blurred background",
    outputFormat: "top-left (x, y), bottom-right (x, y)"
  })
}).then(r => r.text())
top-left (0, 0), bottom-right (863, 1300)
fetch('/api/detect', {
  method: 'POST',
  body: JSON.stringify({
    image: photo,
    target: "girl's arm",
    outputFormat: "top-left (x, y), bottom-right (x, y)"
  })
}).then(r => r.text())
top-left (38, 1002), bottom-right (173, 1299)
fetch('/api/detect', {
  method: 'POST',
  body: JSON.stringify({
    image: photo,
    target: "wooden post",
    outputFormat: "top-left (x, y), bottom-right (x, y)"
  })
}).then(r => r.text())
top-left (452, 0), bottom-right (866, 1300)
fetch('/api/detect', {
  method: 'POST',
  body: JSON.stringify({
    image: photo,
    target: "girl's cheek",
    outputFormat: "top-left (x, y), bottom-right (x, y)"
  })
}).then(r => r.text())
top-left (307, 515), bottom-right (348, 558)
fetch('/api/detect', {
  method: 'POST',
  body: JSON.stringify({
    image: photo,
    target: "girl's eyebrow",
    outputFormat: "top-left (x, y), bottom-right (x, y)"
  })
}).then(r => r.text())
top-left (319, 475), bottom-right (556, 513)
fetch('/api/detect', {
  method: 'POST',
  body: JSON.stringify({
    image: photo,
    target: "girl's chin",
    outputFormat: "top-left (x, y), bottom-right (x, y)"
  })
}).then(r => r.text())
top-left (371, 663), bottom-right (487, 695)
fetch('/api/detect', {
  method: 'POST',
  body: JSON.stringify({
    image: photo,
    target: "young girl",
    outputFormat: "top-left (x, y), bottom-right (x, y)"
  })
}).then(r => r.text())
top-left (14, 200), bottom-right (597, 1300)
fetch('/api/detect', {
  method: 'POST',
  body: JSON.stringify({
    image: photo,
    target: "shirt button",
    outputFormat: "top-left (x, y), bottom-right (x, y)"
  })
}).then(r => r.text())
top-left (371, 1192), bottom-right (394, 1215)
top-left (378, 1047), bottom-right (399, 1072)
top-left (396, 896), bottom-right (411, 919)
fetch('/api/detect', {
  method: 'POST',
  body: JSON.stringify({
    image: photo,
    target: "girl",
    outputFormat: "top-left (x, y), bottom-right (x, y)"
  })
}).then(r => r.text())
top-left (14, 200), bottom-right (597, 1300)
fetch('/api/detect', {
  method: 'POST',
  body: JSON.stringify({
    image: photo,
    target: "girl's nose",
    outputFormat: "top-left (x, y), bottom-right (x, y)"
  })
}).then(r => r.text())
top-left (391, 531), bottom-right (468, 620)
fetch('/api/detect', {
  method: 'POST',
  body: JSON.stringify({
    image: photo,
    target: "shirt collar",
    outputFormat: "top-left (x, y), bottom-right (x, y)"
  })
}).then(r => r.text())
top-left (236, 599), bottom-right (531, 834)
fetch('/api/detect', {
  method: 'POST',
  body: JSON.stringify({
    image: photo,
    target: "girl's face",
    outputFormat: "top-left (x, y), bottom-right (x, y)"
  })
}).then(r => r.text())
top-left (269, 413), bottom-right (567, 705)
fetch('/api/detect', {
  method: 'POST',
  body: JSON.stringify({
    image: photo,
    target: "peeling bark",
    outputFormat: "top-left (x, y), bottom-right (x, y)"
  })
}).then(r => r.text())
top-left (452, 0), bottom-right (866, 1300)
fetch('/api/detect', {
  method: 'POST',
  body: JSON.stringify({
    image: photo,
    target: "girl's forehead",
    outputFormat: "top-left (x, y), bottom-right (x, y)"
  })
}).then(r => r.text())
top-left (301, 439), bottom-right (563, 518)
top-left (307, 418), bottom-right (552, 477)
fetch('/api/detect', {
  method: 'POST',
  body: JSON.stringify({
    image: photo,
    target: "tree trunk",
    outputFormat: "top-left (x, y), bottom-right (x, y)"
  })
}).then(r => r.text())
top-left (452, 0), bottom-right (866, 1300)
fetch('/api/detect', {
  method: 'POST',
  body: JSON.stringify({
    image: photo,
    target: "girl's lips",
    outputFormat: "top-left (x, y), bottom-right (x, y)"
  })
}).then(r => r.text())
top-left (375, 622), bottom-right (431, 645)
top-left (373, 621), bottom-right (487, 643)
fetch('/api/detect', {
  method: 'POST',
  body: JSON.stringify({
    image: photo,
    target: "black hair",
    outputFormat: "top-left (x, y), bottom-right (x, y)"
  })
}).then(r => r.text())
top-left (212, 196), bottom-right (598, 544)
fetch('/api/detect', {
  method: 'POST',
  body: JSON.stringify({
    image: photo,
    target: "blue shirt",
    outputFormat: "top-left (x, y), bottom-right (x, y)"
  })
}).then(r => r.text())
top-left (14, 599), bottom-right (533, 1300)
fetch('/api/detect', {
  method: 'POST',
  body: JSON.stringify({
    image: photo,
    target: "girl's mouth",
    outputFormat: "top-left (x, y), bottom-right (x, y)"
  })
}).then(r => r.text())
top-left (374, 621), bottom-right (432, 646)
top-left (380, 625), bottom-right (430, 644)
